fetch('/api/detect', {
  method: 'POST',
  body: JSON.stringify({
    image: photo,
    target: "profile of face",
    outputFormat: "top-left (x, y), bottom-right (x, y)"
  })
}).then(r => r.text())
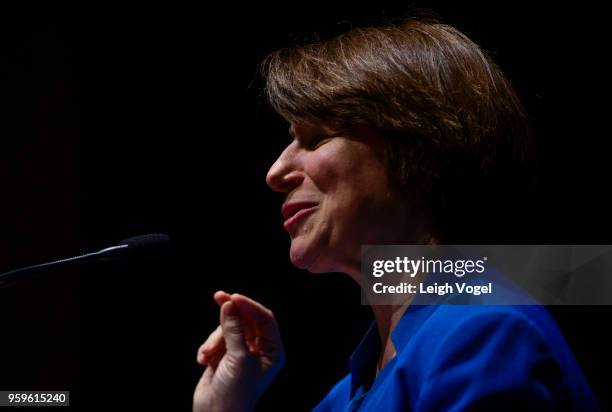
top-left (266, 123), bottom-right (419, 277)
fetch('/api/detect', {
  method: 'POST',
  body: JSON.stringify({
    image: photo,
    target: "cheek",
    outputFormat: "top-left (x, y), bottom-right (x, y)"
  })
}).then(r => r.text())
top-left (304, 142), bottom-right (392, 223)
top-left (304, 148), bottom-right (360, 194)
top-left (303, 151), bottom-right (345, 193)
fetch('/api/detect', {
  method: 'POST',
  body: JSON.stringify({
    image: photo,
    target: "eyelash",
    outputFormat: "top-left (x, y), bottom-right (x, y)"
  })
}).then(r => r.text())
top-left (308, 134), bottom-right (333, 150)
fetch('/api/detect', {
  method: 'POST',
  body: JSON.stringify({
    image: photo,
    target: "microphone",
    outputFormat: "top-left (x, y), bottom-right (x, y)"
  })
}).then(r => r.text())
top-left (0, 233), bottom-right (171, 287)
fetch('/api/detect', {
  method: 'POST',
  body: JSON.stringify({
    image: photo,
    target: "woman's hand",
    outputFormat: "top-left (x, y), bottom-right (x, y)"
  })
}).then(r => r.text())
top-left (193, 291), bottom-right (285, 412)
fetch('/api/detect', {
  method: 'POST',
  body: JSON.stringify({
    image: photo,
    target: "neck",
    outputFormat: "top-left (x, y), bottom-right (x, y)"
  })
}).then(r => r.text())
top-left (370, 302), bottom-right (410, 375)
top-left (343, 230), bottom-right (437, 374)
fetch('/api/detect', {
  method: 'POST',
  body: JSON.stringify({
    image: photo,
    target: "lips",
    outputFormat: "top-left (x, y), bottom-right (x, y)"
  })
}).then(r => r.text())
top-left (281, 201), bottom-right (319, 232)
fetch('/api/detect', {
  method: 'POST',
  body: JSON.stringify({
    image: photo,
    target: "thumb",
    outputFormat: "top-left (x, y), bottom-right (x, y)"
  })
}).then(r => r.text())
top-left (220, 301), bottom-right (248, 355)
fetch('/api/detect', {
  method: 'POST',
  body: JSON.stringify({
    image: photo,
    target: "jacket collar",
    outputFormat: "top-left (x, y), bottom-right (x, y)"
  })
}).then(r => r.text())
top-left (348, 303), bottom-right (438, 398)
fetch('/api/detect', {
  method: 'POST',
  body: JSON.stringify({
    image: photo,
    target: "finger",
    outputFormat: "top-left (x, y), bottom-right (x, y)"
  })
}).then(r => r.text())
top-left (214, 290), bottom-right (232, 306)
top-left (218, 294), bottom-right (263, 351)
top-left (243, 321), bottom-right (258, 353)
top-left (197, 325), bottom-right (225, 364)
top-left (202, 346), bottom-right (226, 368)
top-left (231, 294), bottom-right (281, 341)
top-left (220, 301), bottom-right (248, 355)
top-left (215, 293), bottom-right (257, 350)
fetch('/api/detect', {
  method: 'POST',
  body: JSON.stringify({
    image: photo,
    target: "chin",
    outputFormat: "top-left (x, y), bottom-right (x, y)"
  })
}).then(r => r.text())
top-left (289, 238), bottom-right (329, 273)
top-left (289, 242), bottom-right (315, 270)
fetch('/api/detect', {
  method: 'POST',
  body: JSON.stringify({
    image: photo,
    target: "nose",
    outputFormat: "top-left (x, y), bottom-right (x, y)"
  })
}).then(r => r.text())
top-left (266, 143), bottom-right (304, 193)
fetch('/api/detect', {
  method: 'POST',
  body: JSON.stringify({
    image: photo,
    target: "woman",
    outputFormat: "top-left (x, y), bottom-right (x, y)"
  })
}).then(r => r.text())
top-left (193, 20), bottom-right (599, 411)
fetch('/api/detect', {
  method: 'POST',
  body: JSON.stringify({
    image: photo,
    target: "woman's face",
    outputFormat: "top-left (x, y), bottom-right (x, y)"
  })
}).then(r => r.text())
top-left (266, 122), bottom-right (415, 276)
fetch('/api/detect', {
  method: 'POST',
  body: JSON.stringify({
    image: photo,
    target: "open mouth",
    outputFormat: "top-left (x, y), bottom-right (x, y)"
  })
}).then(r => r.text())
top-left (282, 202), bottom-right (319, 232)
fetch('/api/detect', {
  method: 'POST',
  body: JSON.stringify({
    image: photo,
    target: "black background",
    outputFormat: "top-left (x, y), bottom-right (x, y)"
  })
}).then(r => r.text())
top-left (1, 1), bottom-right (610, 410)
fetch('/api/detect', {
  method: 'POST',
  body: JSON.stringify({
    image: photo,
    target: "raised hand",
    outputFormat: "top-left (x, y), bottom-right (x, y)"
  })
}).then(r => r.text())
top-left (193, 291), bottom-right (285, 412)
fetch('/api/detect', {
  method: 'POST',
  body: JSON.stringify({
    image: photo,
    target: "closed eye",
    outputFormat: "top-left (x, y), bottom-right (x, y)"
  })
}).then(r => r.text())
top-left (312, 135), bottom-right (333, 150)
top-left (306, 133), bottom-right (340, 150)
top-left (290, 125), bottom-right (339, 150)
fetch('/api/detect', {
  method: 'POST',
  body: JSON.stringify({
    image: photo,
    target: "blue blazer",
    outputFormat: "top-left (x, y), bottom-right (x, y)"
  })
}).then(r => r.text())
top-left (312, 303), bottom-right (599, 411)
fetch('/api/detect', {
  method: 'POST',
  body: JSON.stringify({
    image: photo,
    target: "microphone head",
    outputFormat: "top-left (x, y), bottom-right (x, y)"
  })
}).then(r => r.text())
top-left (119, 233), bottom-right (171, 251)
top-left (108, 233), bottom-right (172, 260)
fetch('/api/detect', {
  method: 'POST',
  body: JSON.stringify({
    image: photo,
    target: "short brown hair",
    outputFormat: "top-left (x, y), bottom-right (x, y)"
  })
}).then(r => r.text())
top-left (262, 19), bottom-right (535, 242)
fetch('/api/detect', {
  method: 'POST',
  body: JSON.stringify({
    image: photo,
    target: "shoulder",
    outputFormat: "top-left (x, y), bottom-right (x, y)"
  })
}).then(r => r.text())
top-left (418, 304), bottom-right (557, 343)
top-left (395, 305), bottom-right (598, 411)
top-left (398, 305), bottom-right (561, 379)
